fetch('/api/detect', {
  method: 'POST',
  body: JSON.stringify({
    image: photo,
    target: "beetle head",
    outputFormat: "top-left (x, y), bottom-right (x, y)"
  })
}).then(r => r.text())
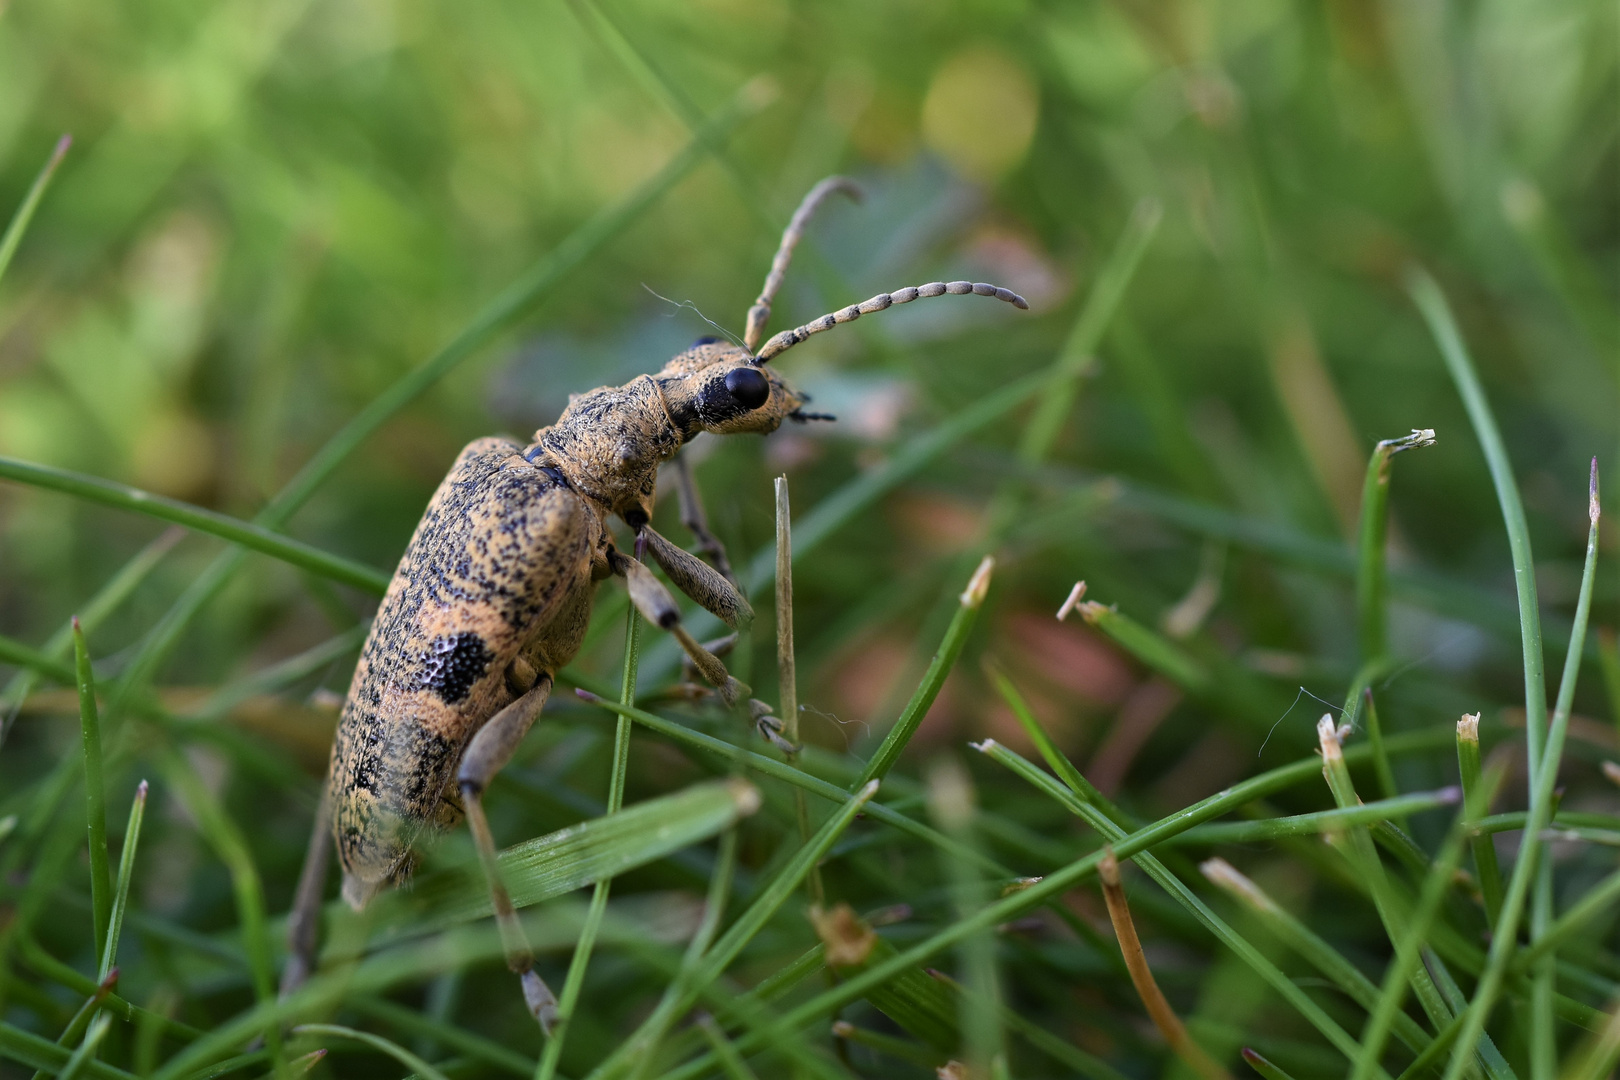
top-left (655, 338), bottom-right (830, 441)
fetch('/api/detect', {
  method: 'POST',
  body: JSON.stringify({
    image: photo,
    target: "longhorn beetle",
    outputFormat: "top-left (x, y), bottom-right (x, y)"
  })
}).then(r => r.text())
top-left (279, 177), bottom-right (1029, 1027)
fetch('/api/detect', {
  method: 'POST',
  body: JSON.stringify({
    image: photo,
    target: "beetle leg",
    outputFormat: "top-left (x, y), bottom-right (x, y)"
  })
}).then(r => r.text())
top-left (279, 776), bottom-right (335, 1000)
top-left (457, 674), bottom-right (558, 1032)
top-left (641, 525), bottom-right (752, 628)
top-left (670, 454), bottom-right (736, 584)
top-left (612, 551), bottom-right (750, 706)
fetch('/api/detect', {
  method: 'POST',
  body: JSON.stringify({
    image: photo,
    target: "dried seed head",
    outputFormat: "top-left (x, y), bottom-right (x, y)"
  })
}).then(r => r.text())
top-left (1317, 714), bottom-right (1342, 761)
top-left (808, 903), bottom-right (878, 968)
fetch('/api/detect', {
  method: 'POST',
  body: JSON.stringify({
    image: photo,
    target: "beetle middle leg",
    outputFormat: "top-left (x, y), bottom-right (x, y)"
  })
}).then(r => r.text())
top-left (669, 454), bottom-right (735, 584)
top-left (457, 672), bottom-right (559, 1031)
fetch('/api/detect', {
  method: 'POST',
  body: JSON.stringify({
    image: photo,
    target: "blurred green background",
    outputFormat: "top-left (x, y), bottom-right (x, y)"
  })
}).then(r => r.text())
top-left (1, 0), bottom-right (1617, 1076)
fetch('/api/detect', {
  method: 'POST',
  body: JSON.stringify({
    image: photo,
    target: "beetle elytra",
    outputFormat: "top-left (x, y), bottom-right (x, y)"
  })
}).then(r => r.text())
top-left (279, 176), bottom-right (1028, 1028)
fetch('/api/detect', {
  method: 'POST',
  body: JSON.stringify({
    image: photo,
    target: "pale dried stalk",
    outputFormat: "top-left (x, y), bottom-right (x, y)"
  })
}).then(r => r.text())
top-left (1098, 849), bottom-right (1233, 1080)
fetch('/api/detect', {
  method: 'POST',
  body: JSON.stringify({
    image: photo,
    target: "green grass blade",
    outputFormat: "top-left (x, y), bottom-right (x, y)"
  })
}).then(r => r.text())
top-left (696, 1015), bottom-right (762, 1080)
top-left (1457, 714), bottom-right (1505, 926)
top-left (1598, 629), bottom-right (1620, 739)
top-left (157, 747), bottom-right (285, 1075)
top-left (98, 779), bottom-right (147, 980)
top-left (0, 1019), bottom-right (133, 1080)
top-left (1019, 198), bottom-right (1163, 466)
top-left (1173, 790), bottom-right (1460, 845)
top-left (1435, 460), bottom-right (1601, 1080)
top-left (70, 620), bottom-right (111, 968)
top-left (588, 780), bottom-right (879, 1080)
top-left (348, 996), bottom-right (528, 1077)
top-left (0, 135), bottom-right (70, 288)
top-left (1408, 269), bottom-right (1548, 777)
top-left (1357, 429), bottom-right (1436, 663)
top-left (0, 457), bottom-right (390, 594)
top-left (370, 777), bottom-right (759, 939)
top-left (928, 759), bottom-right (1003, 1074)
top-left (1510, 866), bottom-right (1620, 973)
top-left (291, 1024), bottom-right (450, 1080)
top-left (858, 557), bottom-right (992, 786)
top-left (1202, 860), bottom-right (1430, 1054)
top-left (537, 606), bottom-right (639, 1080)
top-left (52, 1014), bottom-right (111, 1080)
top-left (1074, 600), bottom-right (1211, 692)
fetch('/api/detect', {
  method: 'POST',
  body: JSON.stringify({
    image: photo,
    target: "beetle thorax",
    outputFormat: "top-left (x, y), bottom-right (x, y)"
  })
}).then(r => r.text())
top-left (531, 374), bottom-right (681, 525)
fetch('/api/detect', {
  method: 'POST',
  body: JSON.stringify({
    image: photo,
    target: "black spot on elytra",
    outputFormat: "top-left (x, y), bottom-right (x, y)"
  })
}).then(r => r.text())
top-left (418, 632), bottom-right (495, 704)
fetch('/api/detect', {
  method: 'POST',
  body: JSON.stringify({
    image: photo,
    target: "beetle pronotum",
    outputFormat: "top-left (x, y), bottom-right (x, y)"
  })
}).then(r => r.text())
top-left (279, 177), bottom-right (1028, 1028)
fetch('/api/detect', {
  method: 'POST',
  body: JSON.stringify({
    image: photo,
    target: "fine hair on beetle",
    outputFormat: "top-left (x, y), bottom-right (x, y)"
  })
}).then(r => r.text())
top-left (280, 175), bottom-right (1029, 1033)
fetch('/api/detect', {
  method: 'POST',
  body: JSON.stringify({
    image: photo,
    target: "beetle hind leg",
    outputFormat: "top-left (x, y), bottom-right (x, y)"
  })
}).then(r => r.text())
top-left (457, 672), bottom-right (559, 1032)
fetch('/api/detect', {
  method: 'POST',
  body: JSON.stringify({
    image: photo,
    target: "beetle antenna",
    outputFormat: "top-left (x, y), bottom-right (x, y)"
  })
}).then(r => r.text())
top-left (744, 176), bottom-right (862, 351)
top-left (754, 280), bottom-right (1029, 364)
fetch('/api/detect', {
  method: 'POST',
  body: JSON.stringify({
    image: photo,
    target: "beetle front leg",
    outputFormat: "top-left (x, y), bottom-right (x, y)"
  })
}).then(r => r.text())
top-left (457, 674), bottom-right (558, 1032)
top-left (612, 551), bottom-right (749, 706)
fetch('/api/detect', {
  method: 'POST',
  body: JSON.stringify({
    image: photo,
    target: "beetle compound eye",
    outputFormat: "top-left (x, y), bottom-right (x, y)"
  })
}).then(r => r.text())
top-left (723, 367), bottom-right (770, 410)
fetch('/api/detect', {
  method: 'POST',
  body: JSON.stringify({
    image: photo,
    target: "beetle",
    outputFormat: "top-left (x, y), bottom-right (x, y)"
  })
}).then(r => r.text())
top-left (279, 177), bottom-right (1028, 1028)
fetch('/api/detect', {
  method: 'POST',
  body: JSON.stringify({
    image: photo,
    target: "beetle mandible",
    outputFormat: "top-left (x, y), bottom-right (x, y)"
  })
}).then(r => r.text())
top-left (279, 177), bottom-right (1029, 1028)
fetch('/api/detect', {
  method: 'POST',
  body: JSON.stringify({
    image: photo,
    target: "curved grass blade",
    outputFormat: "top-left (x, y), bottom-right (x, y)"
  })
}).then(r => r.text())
top-left (1356, 429), bottom-right (1436, 664)
top-left (858, 557), bottom-right (992, 786)
top-left (0, 135), bottom-right (70, 288)
top-left (290, 1024), bottom-right (449, 1080)
top-left (99, 780), bottom-right (148, 980)
top-left (0, 1019), bottom-right (132, 1080)
top-left (71, 620), bottom-right (112, 966)
top-left (53, 1014), bottom-right (111, 1080)
top-left (0, 457), bottom-right (389, 595)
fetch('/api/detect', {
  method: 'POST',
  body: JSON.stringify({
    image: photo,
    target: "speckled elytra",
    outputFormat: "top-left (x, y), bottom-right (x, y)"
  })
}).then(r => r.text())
top-left (279, 177), bottom-right (1028, 1029)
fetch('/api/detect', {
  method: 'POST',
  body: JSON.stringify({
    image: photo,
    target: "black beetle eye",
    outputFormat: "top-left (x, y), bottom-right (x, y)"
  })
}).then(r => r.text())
top-left (691, 336), bottom-right (720, 347)
top-left (723, 366), bottom-right (770, 410)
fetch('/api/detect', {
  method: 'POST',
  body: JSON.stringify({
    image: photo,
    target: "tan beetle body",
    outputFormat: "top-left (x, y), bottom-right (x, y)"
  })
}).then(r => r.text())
top-left (282, 177), bottom-right (1028, 1028)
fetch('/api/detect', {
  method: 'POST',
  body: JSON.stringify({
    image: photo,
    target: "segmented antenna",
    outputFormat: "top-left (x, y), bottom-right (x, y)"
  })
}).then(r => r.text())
top-left (743, 176), bottom-right (862, 351)
top-left (753, 280), bottom-right (1029, 363)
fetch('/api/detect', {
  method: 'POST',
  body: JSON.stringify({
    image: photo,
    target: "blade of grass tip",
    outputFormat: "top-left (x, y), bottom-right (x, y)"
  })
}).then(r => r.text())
top-left (0, 526), bottom-right (181, 751)
top-left (1241, 1047), bottom-right (1301, 1080)
top-left (927, 758), bottom-right (1006, 1078)
top-left (54, 1013), bottom-right (112, 1080)
top-left (697, 1015), bottom-right (763, 1080)
top-left (71, 619), bottom-right (112, 967)
top-left (1357, 429), bottom-right (1438, 664)
top-left (0, 458), bottom-right (390, 594)
top-left (1439, 460), bottom-right (1601, 1080)
top-left (858, 557), bottom-right (992, 786)
top-left (99, 780), bottom-right (148, 980)
top-left (1352, 782), bottom-right (1488, 1080)
top-left (291, 1024), bottom-right (451, 1080)
top-left (1457, 714), bottom-right (1505, 925)
top-left (623, 829), bottom-right (739, 1080)
top-left (0, 134), bottom-right (70, 287)
top-left (107, 88), bottom-right (759, 726)
top-left (775, 476), bottom-right (819, 904)
top-left (1200, 859), bottom-right (1433, 1056)
top-left (589, 781), bottom-right (880, 1080)
top-left (1097, 849), bottom-right (1233, 1080)
top-left (1316, 717), bottom-right (1457, 1035)
top-left (535, 605), bottom-right (638, 1080)
top-left (157, 747), bottom-right (286, 1075)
